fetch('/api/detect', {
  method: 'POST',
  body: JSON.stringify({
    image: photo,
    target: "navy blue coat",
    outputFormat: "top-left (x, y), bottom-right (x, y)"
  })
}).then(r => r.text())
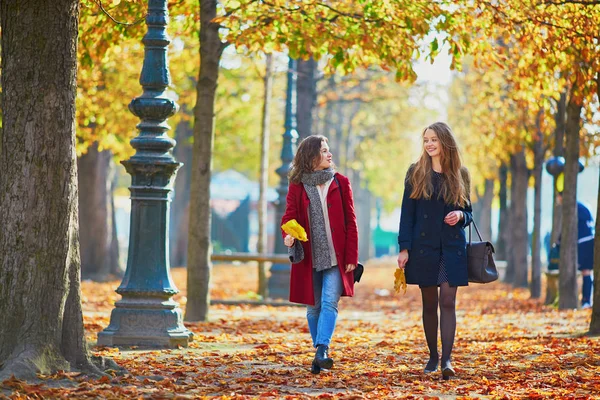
top-left (398, 167), bottom-right (473, 287)
top-left (577, 201), bottom-right (595, 271)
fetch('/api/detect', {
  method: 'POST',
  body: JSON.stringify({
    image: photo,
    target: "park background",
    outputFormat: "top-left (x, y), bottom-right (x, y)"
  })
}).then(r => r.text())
top-left (2, 0), bottom-right (600, 398)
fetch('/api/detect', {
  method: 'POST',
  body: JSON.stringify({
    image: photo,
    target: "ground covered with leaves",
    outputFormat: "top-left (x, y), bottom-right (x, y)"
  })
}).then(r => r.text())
top-left (2, 258), bottom-right (598, 399)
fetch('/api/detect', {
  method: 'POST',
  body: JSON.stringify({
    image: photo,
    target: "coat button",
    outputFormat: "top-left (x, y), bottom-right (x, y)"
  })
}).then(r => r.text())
top-left (421, 232), bottom-right (426, 237)
top-left (458, 251), bottom-right (462, 255)
top-left (328, 203), bottom-right (332, 208)
top-left (455, 234), bottom-right (459, 239)
top-left (420, 250), bottom-right (424, 254)
top-left (332, 228), bottom-right (335, 233)
top-left (424, 214), bottom-right (428, 219)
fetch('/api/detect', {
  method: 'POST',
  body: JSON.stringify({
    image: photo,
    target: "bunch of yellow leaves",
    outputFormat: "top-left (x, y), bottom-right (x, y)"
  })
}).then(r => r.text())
top-left (281, 219), bottom-right (308, 242)
top-left (394, 268), bottom-right (407, 295)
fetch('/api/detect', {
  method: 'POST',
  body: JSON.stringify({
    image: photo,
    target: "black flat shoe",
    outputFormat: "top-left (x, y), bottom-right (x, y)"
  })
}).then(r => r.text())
top-left (441, 365), bottom-right (455, 380)
top-left (311, 359), bottom-right (321, 374)
top-left (424, 357), bottom-right (439, 374)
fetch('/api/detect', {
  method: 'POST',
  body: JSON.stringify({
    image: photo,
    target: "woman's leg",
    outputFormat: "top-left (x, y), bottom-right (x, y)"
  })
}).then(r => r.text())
top-left (439, 282), bottom-right (458, 369)
top-left (306, 270), bottom-right (323, 347)
top-left (420, 286), bottom-right (439, 371)
top-left (314, 267), bottom-right (343, 347)
top-left (582, 269), bottom-right (593, 307)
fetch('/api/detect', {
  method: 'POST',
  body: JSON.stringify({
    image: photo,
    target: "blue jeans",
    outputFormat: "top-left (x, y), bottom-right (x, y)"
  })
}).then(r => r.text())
top-left (307, 266), bottom-right (343, 347)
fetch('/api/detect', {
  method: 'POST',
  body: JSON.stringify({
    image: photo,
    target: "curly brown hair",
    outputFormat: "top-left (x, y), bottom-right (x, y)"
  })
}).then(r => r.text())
top-left (288, 135), bottom-right (334, 184)
top-left (408, 122), bottom-right (470, 207)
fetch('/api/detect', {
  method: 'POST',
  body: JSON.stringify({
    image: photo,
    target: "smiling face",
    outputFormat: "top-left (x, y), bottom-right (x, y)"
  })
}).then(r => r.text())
top-left (314, 141), bottom-right (333, 170)
top-left (423, 128), bottom-right (442, 159)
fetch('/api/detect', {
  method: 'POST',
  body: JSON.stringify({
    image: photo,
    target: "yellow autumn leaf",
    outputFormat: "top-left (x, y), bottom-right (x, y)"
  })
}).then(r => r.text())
top-left (394, 268), bottom-right (407, 295)
top-left (281, 219), bottom-right (308, 242)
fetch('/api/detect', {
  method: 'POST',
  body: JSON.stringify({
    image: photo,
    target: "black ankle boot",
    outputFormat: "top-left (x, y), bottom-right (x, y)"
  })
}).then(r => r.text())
top-left (314, 344), bottom-right (334, 369)
top-left (311, 359), bottom-right (321, 374)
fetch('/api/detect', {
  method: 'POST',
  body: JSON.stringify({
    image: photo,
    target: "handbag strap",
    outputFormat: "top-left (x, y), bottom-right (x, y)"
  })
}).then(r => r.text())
top-left (468, 220), bottom-right (483, 244)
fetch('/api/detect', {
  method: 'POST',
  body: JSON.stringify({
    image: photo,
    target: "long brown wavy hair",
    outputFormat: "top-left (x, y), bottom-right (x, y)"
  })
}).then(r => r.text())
top-left (288, 135), bottom-right (334, 184)
top-left (408, 122), bottom-right (470, 207)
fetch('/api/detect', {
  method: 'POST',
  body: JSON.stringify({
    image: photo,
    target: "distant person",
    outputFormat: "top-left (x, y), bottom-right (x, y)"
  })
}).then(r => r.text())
top-left (282, 135), bottom-right (359, 374)
top-left (397, 122), bottom-right (473, 380)
top-left (556, 192), bottom-right (595, 308)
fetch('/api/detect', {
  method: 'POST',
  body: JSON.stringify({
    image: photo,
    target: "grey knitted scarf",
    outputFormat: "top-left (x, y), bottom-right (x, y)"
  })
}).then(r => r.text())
top-left (301, 168), bottom-right (336, 272)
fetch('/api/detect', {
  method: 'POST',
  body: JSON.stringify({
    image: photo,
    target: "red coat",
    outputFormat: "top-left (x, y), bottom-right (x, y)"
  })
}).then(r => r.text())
top-left (281, 173), bottom-right (359, 306)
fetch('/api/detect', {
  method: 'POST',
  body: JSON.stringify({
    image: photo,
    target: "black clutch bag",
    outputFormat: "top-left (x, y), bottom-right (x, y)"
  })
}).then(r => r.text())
top-left (353, 262), bottom-right (364, 283)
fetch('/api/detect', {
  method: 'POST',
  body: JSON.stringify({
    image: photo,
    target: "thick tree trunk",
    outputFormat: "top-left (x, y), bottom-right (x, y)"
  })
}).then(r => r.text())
top-left (296, 58), bottom-right (317, 140)
top-left (170, 118), bottom-right (193, 268)
top-left (588, 159), bottom-right (600, 334)
top-left (530, 125), bottom-right (544, 299)
top-left (186, 0), bottom-right (224, 321)
top-left (257, 54), bottom-right (274, 298)
top-left (589, 78), bottom-right (600, 334)
top-left (497, 164), bottom-right (509, 261)
top-left (78, 143), bottom-right (121, 281)
top-left (510, 150), bottom-right (529, 288)
top-left (558, 94), bottom-right (582, 310)
top-left (0, 0), bottom-right (105, 380)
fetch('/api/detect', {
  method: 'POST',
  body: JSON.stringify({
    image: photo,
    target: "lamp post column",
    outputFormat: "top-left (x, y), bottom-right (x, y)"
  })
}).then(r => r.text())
top-left (97, 0), bottom-right (192, 347)
top-left (268, 57), bottom-right (298, 299)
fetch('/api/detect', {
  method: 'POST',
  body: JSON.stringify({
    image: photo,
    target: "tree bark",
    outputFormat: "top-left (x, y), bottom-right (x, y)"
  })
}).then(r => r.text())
top-left (510, 150), bottom-right (529, 288)
top-left (257, 53), bottom-right (274, 298)
top-left (296, 58), bottom-right (317, 140)
top-left (530, 121), bottom-right (544, 298)
top-left (497, 163), bottom-right (509, 262)
top-left (0, 0), bottom-right (108, 379)
top-left (550, 92), bottom-right (567, 246)
top-left (170, 118), bottom-right (193, 268)
top-left (479, 179), bottom-right (494, 241)
top-left (78, 143), bottom-right (121, 281)
top-left (558, 93), bottom-right (582, 310)
top-left (186, 0), bottom-right (225, 321)
top-left (588, 155), bottom-right (600, 334)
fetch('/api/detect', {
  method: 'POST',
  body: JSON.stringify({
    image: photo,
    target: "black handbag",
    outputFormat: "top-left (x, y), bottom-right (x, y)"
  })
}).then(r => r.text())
top-left (353, 263), bottom-right (364, 283)
top-left (466, 221), bottom-right (498, 283)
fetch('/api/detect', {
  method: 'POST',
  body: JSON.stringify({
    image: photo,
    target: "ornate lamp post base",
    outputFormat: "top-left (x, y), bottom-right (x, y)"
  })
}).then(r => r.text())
top-left (98, 298), bottom-right (192, 347)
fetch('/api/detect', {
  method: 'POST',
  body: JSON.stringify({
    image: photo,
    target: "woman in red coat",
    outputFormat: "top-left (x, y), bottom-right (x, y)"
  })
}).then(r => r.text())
top-left (281, 135), bottom-right (359, 375)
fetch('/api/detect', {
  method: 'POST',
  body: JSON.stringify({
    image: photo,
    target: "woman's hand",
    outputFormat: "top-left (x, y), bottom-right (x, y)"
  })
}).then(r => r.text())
top-left (397, 249), bottom-right (409, 269)
top-left (444, 211), bottom-right (464, 226)
top-left (345, 264), bottom-right (356, 273)
top-left (284, 234), bottom-right (295, 247)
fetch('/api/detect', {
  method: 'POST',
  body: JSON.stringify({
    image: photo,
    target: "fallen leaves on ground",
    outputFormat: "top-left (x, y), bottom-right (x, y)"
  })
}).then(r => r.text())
top-left (3, 257), bottom-right (598, 399)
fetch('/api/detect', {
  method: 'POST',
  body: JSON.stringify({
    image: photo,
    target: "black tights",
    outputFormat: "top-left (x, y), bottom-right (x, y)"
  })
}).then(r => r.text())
top-left (420, 283), bottom-right (457, 367)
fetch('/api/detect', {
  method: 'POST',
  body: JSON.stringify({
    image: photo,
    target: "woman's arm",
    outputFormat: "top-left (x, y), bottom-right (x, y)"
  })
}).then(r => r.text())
top-left (341, 177), bottom-right (359, 266)
top-left (398, 168), bottom-right (417, 252)
top-left (281, 184), bottom-right (300, 241)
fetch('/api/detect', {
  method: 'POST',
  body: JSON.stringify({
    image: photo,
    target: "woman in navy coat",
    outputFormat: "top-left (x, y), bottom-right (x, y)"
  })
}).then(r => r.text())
top-left (397, 122), bottom-right (473, 380)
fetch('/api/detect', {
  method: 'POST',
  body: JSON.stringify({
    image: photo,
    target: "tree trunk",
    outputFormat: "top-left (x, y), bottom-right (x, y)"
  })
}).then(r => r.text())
top-left (78, 143), bottom-right (120, 281)
top-left (550, 92), bottom-right (567, 246)
top-left (497, 163), bottom-right (509, 261)
top-left (186, 0), bottom-right (224, 321)
top-left (0, 0), bottom-right (106, 380)
top-left (170, 118), bottom-right (193, 268)
top-left (530, 123), bottom-right (544, 299)
top-left (510, 150), bottom-right (529, 288)
top-left (296, 58), bottom-right (317, 140)
top-left (588, 156), bottom-right (600, 334)
top-left (257, 53), bottom-right (274, 299)
top-left (479, 179), bottom-right (494, 241)
top-left (558, 94), bottom-right (582, 310)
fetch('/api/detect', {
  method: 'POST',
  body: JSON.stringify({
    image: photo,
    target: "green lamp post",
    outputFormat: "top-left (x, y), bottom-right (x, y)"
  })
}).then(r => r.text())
top-left (97, 0), bottom-right (192, 347)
